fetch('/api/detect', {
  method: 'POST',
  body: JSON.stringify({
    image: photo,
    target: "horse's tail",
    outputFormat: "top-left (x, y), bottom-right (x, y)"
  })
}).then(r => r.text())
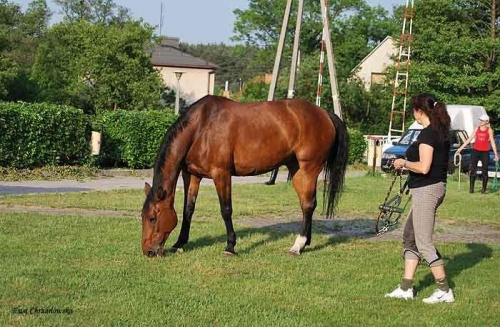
top-left (323, 113), bottom-right (349, 219)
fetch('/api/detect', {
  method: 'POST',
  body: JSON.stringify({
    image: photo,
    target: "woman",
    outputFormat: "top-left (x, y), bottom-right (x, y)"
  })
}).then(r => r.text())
top-left (385, 93), bottom-right (454, 303)
top-left (457, 114), bottom-right (499, 193)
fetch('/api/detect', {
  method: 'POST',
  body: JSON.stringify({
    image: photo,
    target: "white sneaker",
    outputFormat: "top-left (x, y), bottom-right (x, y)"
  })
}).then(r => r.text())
top-left (422, 289), bottom-right (455, 304)
top-left (384, 285), bottom-right (414, 300)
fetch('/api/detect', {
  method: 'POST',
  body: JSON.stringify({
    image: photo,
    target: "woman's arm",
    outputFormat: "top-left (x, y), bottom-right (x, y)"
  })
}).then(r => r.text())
top-left (457, 128), bottom-right (477, 153)
top-left (489, 128), bottom-right (499, 161)
top-left (394, 144), bottom-right (434, 174)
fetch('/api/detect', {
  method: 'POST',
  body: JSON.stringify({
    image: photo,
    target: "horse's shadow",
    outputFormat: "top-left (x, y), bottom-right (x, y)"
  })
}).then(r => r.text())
top-left (176, 219), bottom-right (493, 287)
top-left (413, 243), bottom-right (493, 293)
top-left (178, 217), bottom-right (375, 255)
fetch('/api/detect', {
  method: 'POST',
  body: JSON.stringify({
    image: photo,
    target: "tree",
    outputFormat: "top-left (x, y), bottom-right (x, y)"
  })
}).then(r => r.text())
top-left (408, 0), bottom-right (500, 124)
top-left (23, 0), bottom-right (51, 38)
top-left (32, 20), bottom-right (165, 113)
top-left (54, 0), bottom-right (131, 25)
top-left (0, 0), bottom-right (51, 101)
top-left (232, 0), bottom-right (397, 129)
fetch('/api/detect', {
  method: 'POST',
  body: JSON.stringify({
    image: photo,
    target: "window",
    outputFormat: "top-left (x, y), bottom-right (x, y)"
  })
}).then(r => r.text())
top-left (457, 131), bottom-right (468, 144)
top-left (398, 130), bottom-right (421, 145)
top-left (370, 73), bottom-right (385, 86)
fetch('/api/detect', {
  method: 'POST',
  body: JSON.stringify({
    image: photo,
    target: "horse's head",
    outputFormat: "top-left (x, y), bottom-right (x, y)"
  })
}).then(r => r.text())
top-left (141, 182), bottom-right (178, 257)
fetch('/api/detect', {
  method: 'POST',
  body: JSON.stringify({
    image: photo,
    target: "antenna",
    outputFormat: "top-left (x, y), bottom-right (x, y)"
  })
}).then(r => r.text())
top-left (159, 2), bottom-right (164, 35)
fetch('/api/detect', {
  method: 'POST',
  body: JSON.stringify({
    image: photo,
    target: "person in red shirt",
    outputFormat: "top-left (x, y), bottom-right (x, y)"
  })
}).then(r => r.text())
top-left (457, 114), bottom-right (499, 193)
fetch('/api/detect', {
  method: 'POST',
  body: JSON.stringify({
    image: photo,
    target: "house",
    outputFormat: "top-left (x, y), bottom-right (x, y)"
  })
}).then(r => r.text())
top-left (152, 37), bottom-right (219, 104)
top-left (351, 36), bottom-right (397, 90)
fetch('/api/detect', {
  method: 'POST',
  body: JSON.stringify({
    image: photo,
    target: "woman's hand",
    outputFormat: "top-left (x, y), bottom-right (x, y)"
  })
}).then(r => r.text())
top-left (495, 154), bottom-right (499, 162)
top-left (393, 158), bottom-right (406, 170)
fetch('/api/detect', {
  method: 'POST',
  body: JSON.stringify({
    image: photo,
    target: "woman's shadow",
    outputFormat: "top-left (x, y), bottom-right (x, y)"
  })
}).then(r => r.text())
top-left (413, 243), bottom-right (493, 293)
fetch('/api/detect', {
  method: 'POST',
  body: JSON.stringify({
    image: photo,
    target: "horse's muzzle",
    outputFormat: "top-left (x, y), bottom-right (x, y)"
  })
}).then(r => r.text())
top-left (144, 246), bottom-right (165, 257)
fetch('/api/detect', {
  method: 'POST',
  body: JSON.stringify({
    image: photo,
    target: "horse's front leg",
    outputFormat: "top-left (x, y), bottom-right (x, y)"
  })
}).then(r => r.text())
top-left (289, 167), bottom-right (320, 255)
top-left (212, 170), bottom-right (236, 255)
top-left (171, 171), bottom-right (201, 253)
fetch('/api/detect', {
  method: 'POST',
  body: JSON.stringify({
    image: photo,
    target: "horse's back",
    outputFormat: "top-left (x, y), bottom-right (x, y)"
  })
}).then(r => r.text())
top-left (186, 96), bottom-right (335, 176)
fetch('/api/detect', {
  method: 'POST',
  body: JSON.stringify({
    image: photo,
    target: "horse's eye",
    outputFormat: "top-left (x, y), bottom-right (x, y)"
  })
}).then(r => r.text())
top-left (149, 217), bottom-right (157, 223)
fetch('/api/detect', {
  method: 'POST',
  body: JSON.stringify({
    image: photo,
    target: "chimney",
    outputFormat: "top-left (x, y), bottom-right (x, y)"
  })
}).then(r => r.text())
top-left (160, 37), bottom-right (180, 49)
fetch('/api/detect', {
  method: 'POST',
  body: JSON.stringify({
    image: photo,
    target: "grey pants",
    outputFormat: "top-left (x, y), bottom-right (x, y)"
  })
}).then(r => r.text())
top-left (403, 182), bottom-right (446, 267)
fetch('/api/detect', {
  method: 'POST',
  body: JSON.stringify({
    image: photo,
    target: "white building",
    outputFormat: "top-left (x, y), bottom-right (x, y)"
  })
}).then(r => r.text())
top-left (351, 36), bottom-right (397, 90)
top-left (152, 37), bottom-right (219, 104)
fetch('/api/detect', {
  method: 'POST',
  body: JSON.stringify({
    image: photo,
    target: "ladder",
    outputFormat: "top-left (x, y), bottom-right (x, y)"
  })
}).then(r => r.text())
top-left (388, 0), bottom-right (415, 138)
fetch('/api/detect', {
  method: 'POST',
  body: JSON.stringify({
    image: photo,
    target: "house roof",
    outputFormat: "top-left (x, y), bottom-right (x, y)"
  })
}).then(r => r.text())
top-left (151, 37), bottom-right (219, 70)
top-left (350, 36), bottom-right (394, 73)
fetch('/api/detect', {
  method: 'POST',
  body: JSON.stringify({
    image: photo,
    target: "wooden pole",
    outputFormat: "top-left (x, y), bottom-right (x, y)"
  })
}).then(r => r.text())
top-left (268, 0), bottom-right (293, 101)
top-left (320, 0), bottom-right (342, 119)
top-left (288, 0), bottom-right (304, 99)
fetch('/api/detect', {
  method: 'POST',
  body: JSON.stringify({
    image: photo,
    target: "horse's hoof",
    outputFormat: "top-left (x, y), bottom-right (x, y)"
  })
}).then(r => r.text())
top-left (287, 250), bottom-right (301, 256)
top-left (169, 247), bottom-right (183, 254)
top-left (223, 250), bottom-right (236, 256)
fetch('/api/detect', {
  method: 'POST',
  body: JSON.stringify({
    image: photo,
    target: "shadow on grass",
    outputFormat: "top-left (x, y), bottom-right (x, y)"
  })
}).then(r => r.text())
top-left (414, 243), bottom-right (493, 293)
top-left (182, 218), bottom-right (374, 255)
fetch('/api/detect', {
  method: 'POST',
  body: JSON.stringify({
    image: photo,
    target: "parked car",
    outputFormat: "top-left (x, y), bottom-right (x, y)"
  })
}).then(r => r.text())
top-left (381, 105), bottom-right (487, 173)
top-left (381, 129), bottom-right (471, 173)
top-left (476, 135), bottom-right (500, 178)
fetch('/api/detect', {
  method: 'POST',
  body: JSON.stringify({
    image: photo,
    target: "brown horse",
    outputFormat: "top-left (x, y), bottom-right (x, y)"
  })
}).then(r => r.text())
top-left (141, 95), bottom-right (348, 257)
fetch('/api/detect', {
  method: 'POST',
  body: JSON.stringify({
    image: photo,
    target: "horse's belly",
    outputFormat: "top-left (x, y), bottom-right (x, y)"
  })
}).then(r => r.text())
top-left (233, 143), bottom-right (292, 176)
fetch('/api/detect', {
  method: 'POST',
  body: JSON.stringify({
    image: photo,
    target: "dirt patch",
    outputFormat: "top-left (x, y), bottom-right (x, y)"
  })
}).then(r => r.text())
top-left (236, 215), bottom-right (500, 244)
top-left (2, 204), bottom-right (499, 244)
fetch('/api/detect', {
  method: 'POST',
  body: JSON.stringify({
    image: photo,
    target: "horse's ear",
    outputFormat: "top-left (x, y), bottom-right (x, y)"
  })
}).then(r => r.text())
top-left (156, 186), bottom-right (167, 201)
top-left (144, 182), bottom-right (151, 196)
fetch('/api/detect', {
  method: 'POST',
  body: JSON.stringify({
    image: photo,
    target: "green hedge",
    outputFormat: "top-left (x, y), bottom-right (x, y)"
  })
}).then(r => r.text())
top-left (0, 102), bottom-right (91, 168)
top-left (96, 112), bottom-right (368, 169)
top-left (347, 128), bottom-right (367, 164)
top-left (96, 110), bottom-right (178, 168)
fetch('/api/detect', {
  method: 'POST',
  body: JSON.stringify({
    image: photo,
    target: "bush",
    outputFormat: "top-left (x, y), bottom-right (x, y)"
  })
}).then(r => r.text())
top-left (348, 127), bottom-right (367, 164)
top-left (96, 110), bottom-right (178, 168)
top-left (0, 102), bottom-right (91, 168)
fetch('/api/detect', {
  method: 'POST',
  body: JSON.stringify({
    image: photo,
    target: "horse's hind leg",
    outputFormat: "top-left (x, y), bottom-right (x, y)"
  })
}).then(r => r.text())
top-left (212, 170), bottom-right (236, 255)
top-left (171, 171), bottom-right (201, 253)
top-left (288, 166), bottom-right (321, 255)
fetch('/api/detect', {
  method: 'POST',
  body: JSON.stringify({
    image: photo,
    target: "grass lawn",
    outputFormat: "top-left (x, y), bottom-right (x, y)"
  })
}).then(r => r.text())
top-left (1, 175), bottom-right (499, 226)
top-left (1, 175), bottom-right (499, 326)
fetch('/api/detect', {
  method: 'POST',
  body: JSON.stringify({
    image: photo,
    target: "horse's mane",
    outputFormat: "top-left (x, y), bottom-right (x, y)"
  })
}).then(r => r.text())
top-left (146, 96), bottom-right (213, 205)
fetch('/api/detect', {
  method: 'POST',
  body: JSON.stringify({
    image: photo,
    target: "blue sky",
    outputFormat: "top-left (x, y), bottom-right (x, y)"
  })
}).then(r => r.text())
top-left (14, 0), bottom-right (403, 44)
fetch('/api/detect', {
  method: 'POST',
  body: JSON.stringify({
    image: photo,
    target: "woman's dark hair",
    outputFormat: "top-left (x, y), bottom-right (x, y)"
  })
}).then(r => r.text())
top-left (411, 93), bottom-right (451, 139)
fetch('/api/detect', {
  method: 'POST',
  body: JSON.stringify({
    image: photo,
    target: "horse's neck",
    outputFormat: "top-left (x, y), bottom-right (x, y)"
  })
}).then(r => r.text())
top-left (156, 123), bottom-right (196, 201)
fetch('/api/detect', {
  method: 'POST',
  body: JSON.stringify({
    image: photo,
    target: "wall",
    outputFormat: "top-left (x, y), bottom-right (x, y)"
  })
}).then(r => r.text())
top-left (156, 66), bottom-right (215, 104)
top-left (355, 38), bottom-right (397, 90)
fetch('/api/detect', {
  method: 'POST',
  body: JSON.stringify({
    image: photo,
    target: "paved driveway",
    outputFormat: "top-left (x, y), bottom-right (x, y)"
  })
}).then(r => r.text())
top-left (0, 171), bottom-right (366, 196)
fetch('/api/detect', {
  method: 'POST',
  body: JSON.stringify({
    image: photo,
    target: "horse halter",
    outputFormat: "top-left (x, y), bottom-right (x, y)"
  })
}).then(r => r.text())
top-left (375, 164), bottom-right (411, 235)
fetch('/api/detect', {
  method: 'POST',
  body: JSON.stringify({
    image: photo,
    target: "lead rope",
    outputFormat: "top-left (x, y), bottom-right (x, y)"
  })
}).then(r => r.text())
top-left (375, 168), bottom-right (410, 235)
top-left (492, 161), bottom-right (499, 192)
top-left (454, 153), bottom-right (462, 191)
